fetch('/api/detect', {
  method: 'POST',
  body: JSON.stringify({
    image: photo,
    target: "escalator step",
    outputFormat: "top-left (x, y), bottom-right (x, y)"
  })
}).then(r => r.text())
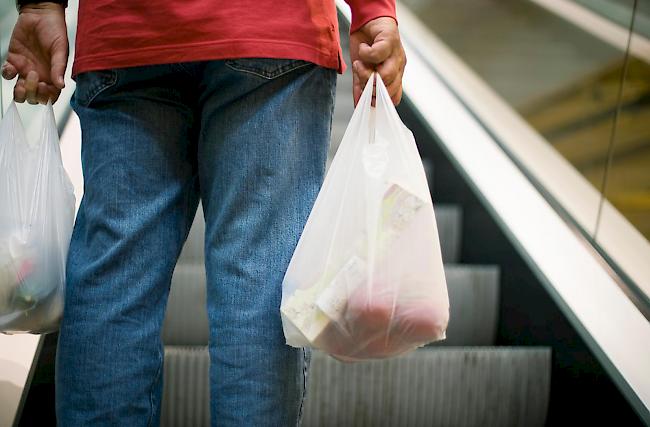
top-left (161, 346), bottom-right (211, 427)
top-left (439, 264), bottom-right (500, 346)
top-left (177, 202), bottom-right (463, 267)
top-left (435, 204), bottom-right (462, 263)
top-left (303, 347), bottom-right (551, 427)
top-left (159, 347), bottom-right (551, 427)
top-left (162, 263), bottom-right (209, 346)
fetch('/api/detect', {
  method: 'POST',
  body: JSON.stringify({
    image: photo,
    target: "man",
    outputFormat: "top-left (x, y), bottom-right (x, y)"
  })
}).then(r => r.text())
top-left (2, 0), bottom-right (406, 425)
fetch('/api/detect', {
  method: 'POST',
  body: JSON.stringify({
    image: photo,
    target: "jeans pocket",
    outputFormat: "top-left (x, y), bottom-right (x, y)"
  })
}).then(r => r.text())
top-left (74, 69), bottom-right (119, 108)
top-left (224, 58), bottom-right (315, 80)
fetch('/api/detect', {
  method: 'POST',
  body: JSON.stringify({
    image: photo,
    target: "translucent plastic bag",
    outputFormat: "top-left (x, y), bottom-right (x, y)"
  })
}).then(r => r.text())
top-left (281, 74), bottom-right (449, 361)
top-left (0, 102), bottom-right (75, 334)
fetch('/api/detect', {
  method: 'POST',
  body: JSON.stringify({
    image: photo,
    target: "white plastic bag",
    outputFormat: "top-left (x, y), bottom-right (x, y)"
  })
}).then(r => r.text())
top-left (281, 74), bottom-right (449, 361)
top-left (0, 102), bottom-right (75, 334)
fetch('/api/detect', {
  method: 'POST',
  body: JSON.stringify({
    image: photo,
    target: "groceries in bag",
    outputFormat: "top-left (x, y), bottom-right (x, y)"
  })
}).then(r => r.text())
top-left (281, 74), bottom-right (449, 360)
top-left (0, 102), bottom-right (75, 333)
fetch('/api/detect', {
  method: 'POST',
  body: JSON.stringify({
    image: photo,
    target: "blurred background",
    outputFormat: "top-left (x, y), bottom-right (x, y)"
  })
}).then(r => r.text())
top-left (403, 0), bottom-right (650, 242)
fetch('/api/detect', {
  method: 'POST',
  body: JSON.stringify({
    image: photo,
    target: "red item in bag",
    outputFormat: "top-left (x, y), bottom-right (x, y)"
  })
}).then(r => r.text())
top-left (317, 281), bottom-right (447, 361)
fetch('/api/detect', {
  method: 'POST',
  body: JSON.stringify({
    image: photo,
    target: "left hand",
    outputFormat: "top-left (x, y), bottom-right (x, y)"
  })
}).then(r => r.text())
top-left (349, 16), bottom-right (406, 106)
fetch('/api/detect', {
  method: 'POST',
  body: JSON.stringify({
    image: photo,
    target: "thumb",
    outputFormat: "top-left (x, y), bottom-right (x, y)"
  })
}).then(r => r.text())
top-left (2, 62), bottom-right (18, 80)
top-left (358, 40), bottom-right (391, 65)
top-left (50, 39), bottom-right (68, 89)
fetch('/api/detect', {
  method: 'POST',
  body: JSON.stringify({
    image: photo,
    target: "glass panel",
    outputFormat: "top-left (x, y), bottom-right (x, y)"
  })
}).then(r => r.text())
top-left (400, 0), bottom-right (646, 241)
top-left (595, 1), bottom-right (650, 240)
top-left (572, 0), bottom-right (650, 38)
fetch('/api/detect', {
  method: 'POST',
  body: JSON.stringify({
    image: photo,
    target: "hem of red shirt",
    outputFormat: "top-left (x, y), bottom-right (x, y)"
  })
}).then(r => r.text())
top-left (72, 38), bottom-right (346, 77)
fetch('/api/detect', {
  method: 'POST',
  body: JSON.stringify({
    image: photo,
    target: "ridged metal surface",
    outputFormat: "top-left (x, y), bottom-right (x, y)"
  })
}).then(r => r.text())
top-left (161, 346), bottom-right (211, 427)
top-left (440, 265), bottom-right (500, 346)
top-left (177, 207), bottom-right (205, 265)
top-left (303, 348), bottom-right (551, 427)
top-left (162, 262), bottom-right (499, 348)
top-left (175, 201), bottom-right (462, 268)
top-left (162, 263), bottom-right (210, 346)
top-left (435, 204), bottom-right (462, 264)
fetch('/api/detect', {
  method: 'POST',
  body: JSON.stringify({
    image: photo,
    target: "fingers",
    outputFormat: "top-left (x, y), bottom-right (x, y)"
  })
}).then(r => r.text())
top-left (376, 54), bottom-right (405, 88)
top-left (37, 82), bottom-right (51, 104)
top-left (14, 79), bottom-right (27, 103)
top-left (24, 71), bottom-right (39, 104)
top-left (378, 59), bottom-right (405, 106)
top-left (12, 74), bottom-right (61, 104)
top-left (352, 67), bottom-right (361, 107)
top-left (50, 38), bottom-right (68, 89)
top-left (353, 38), bottom-right (406, 106)
top-left (6, 59), bottom-right (64, 104)
top-left (388, 84), bottom-right (403, 106)
top-left (1, 62), bottom-right (18, 80)
top-left (354, 60), bottom-right (405, 106)
top-left (352, 60), bottom-right (377, 107)
top-left (358, 40), bottom-right (391, 65)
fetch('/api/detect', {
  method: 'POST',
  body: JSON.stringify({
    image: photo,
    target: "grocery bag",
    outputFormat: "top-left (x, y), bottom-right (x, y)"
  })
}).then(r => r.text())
top-left (281, 73), bottom-right (449, 361)
top-left (0, 102), bottom-right (75, 334)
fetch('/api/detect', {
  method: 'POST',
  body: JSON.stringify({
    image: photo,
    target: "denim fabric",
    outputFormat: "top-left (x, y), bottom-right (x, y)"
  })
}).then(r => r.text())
top-left (55, 60), bottom-right (336, 426)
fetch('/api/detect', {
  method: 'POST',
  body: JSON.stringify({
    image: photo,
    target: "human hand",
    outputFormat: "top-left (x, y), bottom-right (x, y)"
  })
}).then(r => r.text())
top-left (349, 16), bottom-right (406, 106)
top-left (1, 3), bottom-right (68, 104)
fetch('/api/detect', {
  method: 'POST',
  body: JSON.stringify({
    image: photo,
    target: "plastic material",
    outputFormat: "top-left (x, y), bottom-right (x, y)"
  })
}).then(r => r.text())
top-left (281, 74), bottom-right (449, 361)
top-left (0, 102), bottom-right (75, 334)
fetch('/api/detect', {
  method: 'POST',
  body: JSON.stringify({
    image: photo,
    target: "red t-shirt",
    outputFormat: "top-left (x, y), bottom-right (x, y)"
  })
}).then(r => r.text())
top-left (72, 0), bottom-right (396, 76)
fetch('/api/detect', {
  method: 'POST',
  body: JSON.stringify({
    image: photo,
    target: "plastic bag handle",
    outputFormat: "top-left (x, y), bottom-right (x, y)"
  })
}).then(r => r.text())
top-left (359, 72), bottom-right (393, 107)
top-left (358, 73), bottom-right (397, 146)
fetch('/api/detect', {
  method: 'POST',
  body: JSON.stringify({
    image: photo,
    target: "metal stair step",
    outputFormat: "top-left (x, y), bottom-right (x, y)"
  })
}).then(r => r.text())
top-left (179, 203), bottom-right (463, 267)
top-left (177, 207), bottom-right (205, 264)
top-left (164, 261), bottom-right (500, 348)
top-left (160, 346), bottom-right (551, 427)
top-left (162, 263), bottom-right (209, 346)
top-left (440, 264), bottom-right (500, 346)
top-left (161, 346), bottom-right (210, 427)
top-left (435, 204), bottom-right (462, 263)
top-left (303, 347), bottom-right (551, 427)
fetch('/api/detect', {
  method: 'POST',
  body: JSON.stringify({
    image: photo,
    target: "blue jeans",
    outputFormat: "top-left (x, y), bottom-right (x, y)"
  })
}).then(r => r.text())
top-left (55, 60), bottom-right (336, 426)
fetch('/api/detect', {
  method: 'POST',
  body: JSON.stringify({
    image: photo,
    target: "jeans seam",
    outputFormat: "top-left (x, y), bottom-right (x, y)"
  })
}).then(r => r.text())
top-left (79, 70), bottom-right (118, 108)
top-left (224, 60), bottom-right (313, 80)
top-left (172, 62), bottom-right (195, 78)
top-left (147, 345), bottom-right (164, 427)
top-left (297, 347), bottom-right (309, 426)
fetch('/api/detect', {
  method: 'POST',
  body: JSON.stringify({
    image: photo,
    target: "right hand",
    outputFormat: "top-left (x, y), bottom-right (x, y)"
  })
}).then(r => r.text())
top-left (1, 3), bottom-right (68, 104)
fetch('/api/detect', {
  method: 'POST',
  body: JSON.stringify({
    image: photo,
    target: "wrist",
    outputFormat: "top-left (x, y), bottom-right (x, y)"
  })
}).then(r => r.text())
top-left (16, 1), bottom-right (67, 13)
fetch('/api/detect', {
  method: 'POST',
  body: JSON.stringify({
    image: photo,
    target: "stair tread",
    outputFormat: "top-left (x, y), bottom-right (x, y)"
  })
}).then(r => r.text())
top-left (160, 346), bottom-right (551, 427)
top-left (304, 347), bottom-right (550, 427)
top-left (177, 205), bottom-right (466, 266)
